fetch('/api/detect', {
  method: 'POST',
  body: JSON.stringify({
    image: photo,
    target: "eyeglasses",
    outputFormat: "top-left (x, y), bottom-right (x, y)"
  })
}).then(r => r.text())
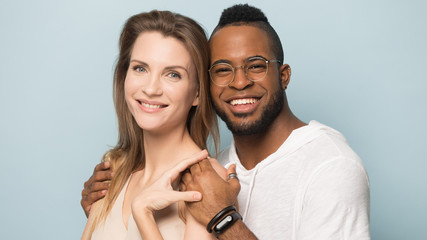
top-left (209, 56), bottom-right (281, 86)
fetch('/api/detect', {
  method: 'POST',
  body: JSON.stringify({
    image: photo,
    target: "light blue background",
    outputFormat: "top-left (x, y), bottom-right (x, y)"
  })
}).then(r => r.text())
top-left (1, 0), bottom-right (426, 239)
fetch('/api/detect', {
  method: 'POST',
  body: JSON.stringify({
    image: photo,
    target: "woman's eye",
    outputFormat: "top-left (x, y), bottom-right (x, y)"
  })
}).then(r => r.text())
top-left (167, 72), bottom-right (181, 79)
top-left (133, 66), bottom-right (146, 73)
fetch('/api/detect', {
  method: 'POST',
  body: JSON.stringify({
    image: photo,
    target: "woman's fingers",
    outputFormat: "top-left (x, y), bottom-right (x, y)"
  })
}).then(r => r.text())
top-left (133, 150), bottom-right (207, 213)
top-left (167, 149), bottom-right (208, 181)
top-left (171, 191), bottom-right (202, 202)
top-left (143, 190), bottom-right (202, 211)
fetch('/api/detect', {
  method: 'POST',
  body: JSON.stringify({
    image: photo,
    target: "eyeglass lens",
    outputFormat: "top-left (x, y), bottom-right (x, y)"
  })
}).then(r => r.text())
top-left (210, 58), bottom-right (269, 86)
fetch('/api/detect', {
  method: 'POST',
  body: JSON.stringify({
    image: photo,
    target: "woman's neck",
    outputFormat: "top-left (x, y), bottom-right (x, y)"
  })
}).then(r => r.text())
top-left (141, 125), bottom-right (201, 182)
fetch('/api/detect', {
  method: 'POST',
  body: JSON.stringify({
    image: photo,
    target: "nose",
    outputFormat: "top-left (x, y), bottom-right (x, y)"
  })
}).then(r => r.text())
top-left (229, 65), bottom-right (253, 90)
top-left (142, 73), bottom-right (163, 96)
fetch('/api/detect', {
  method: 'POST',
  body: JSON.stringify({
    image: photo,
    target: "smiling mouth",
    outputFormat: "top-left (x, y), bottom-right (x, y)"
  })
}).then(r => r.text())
top-left (137, 100), bottom-right (167, 109)
top-left (229, 98), bottom-right (259, 106)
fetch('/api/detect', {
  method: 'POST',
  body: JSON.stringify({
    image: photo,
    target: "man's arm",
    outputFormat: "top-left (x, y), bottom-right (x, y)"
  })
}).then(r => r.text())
top-left (180, 159), bottom-right (258, 240)
top-left (217, 219), bottom-right (257, 240)
top-left (299, 158), bottom-right (370, 239)
top-left (81, 161), bottom-right (113, 217)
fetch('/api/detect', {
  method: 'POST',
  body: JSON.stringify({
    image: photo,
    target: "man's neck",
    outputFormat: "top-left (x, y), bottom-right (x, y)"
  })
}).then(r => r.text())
top-left (233, 109), bottom-right (306, 170)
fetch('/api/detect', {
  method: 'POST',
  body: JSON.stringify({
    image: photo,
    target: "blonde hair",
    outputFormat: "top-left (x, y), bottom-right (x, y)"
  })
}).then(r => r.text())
top-left (87, 10), bottom-right (218, 235)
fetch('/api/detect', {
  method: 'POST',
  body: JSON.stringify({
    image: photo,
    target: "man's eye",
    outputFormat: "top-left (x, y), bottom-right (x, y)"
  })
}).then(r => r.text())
top-left (247, 64), bottom-right (267, 72)
top-left (214, 67), bottom-right (232, 74)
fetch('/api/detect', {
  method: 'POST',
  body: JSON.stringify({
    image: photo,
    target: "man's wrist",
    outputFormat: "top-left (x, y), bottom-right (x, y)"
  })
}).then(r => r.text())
top-left (217, 219), bottom-right (258, 240)
top-left (206, 205), bottom-right (237, 233)
top-left (212, 211), bottom-right (242, 237)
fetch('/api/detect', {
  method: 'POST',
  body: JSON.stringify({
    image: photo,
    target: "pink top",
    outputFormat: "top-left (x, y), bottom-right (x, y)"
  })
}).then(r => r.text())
top-left (91, 177), bottom-right (185, 240)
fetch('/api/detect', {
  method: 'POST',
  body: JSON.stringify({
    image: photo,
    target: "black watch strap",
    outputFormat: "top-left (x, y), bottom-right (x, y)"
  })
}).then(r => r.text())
top-left (213, 211), bottom-right (242, 236)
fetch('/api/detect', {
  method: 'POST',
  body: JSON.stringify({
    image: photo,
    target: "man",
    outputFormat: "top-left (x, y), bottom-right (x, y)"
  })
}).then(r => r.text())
top-left (81, 4), bottom-right (370, 239)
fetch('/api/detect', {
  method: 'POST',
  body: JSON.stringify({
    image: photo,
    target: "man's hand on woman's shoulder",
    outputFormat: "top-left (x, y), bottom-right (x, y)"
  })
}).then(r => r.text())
top-left (81, 161), bottom-right (113, 217)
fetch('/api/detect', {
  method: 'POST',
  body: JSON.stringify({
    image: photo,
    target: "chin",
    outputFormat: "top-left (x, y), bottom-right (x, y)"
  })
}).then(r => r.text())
top-left (135, 120), bottom-right (161, 131)
top-left (226, 119), bottom-right (267, 136)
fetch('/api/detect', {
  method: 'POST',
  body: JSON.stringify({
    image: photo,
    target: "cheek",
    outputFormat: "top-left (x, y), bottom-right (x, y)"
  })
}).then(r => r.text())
top-left (267, 77), bottom-right (283, 93)
top-left (165, 83), bottom-right (195, 106)
top-left (124, 81), bottom-right (131, 106)
top-left (124, 75), bottom-right (138, 98)
top-left (210, 86), bottom-right (222, 103)
top-left (124, 75), bottom-right (138, 110)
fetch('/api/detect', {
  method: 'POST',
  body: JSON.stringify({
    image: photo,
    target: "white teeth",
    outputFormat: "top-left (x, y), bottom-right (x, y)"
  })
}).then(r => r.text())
top-left (230, 98), bottom-right (257, 106)
top-left (141, 102), bottom-right (162, 109)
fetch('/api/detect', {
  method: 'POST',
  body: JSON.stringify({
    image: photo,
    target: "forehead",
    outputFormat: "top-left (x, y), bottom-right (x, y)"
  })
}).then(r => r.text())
top-left (131, 31), bottom-right (193, 66)
top-left (209, 25), bottom-right (273, 63)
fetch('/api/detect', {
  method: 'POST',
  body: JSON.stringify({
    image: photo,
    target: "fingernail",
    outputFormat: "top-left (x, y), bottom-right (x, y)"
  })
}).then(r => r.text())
top-left (194, 192), bottom-right (202, 200)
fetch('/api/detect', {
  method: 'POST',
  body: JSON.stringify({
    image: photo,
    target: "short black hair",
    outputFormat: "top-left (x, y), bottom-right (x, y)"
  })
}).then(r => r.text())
top-left (211, 4), bottom-right (284, 63)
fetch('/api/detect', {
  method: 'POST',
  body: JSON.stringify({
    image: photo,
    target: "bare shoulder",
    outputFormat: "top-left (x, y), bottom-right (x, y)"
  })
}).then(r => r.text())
top-left (208, 158), bottom-right (227, 180)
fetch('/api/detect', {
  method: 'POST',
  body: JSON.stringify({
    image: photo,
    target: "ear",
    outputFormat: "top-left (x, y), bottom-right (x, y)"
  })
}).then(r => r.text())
top-left (279, 64), bottom-right (291, 90)
top-left (192, 89), bottom-right (199, 106)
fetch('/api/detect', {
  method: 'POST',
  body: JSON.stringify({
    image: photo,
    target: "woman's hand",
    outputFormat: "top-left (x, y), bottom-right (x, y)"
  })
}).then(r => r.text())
top-left (132, 150), bottom-right (207, 213)
top-left (131, 150), bottom-right (208, 239)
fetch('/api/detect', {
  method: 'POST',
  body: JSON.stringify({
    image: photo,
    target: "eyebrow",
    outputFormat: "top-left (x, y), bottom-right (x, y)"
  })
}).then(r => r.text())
top-left (164, 66), bottom-right (189, 74)
top-left (211, 55), bottom-right (267, 66)
top-left (130, 59), bottom-right (189, 74)
top-left (211, 59), bottom-right (232, 65)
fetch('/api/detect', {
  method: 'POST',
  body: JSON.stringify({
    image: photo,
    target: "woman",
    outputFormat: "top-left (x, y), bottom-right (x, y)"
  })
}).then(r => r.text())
top-left (81, 10), bottom-right (235, 239)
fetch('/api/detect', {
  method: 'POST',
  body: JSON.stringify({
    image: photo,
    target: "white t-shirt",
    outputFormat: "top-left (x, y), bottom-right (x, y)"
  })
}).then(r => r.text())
top-left (219, 121), bottom-right (370, 240)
